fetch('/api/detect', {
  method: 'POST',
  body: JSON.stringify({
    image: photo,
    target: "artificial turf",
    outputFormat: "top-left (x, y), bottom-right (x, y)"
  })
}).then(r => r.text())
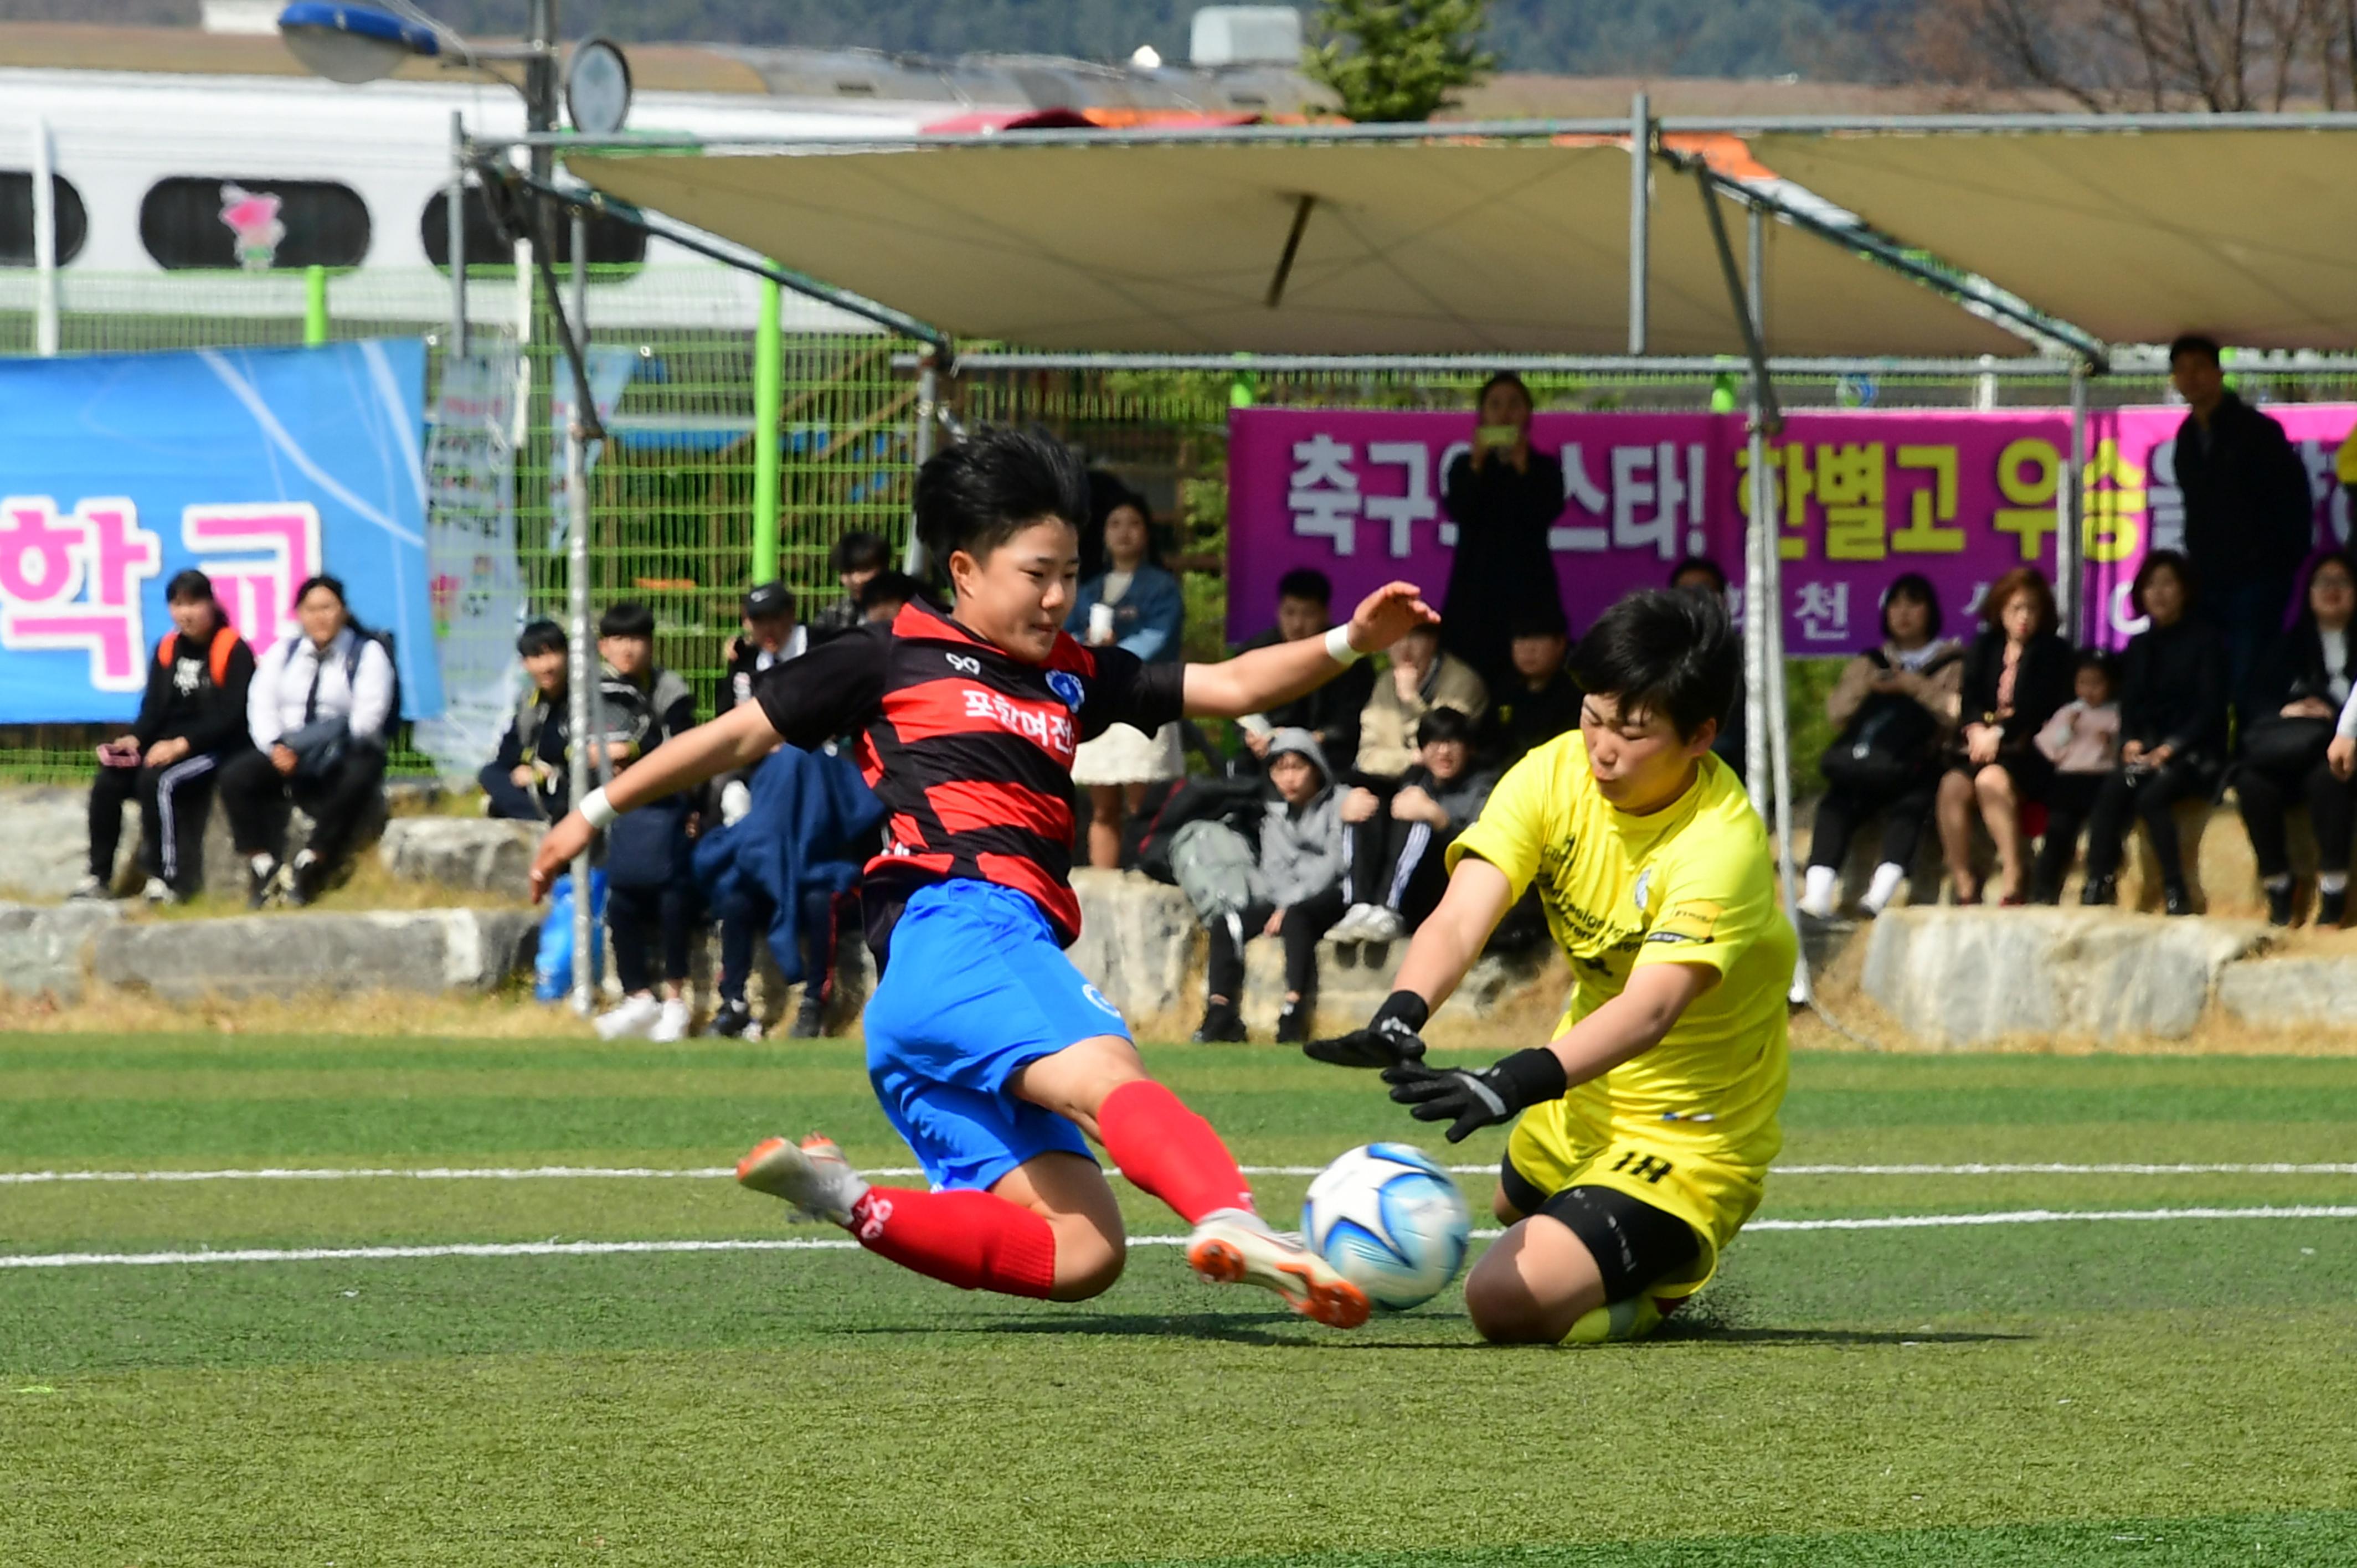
top-left (4, 1036), bottom-right (2354, 1566)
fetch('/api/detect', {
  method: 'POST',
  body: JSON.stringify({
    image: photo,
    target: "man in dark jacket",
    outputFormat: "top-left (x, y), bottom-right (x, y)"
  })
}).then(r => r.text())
top-left (1439, 373), bottom-right (1569, 698)
top-left (481, 619), bottom-right (573, 821)
top-left (76, 569), bottom-right (254, 903)
top-left (1490, 605), bottom-right (1581, 766)
top-left (718, 580), bottom-right (804, 718)
top-left (2170, 334), bottom-right (2316, 694)
top-left (1332, 705), bottom-right (1498, 943)
top-left (1239, 568), bottom-right (1376, 775)
top-left (805, 532), bottom-right (890, 647)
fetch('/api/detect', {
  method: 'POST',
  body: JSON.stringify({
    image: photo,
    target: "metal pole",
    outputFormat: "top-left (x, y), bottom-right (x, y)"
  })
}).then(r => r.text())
top-left (1746, 203), bottom-right (1764, 347)
top-left (1627, 91), bottom-right (1649, 357)
top-left (1744, 425), bottom-right (1771, 819)
top-left (565, 203), bottom-right (597, 1015)
top-left (303, 265), bottom-right (329, 347)
top-left (752, 272), bottom-right (783, 582)
top-left (2061, 363), bottom-right (2088, 641)
top-left (447, 111), bottom-right (467, 355)
top-left (30, 117), bottom-right (58, 357)
top-left (905, 351), bottom-right (940, 576)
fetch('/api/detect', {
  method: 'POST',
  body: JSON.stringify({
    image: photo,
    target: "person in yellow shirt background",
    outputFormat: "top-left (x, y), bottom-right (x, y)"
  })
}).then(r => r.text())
top-left (1308, 587), bottom-right (1794, 1347)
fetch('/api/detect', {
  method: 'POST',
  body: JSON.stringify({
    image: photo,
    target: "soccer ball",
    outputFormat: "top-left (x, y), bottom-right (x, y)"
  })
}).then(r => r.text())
top-left (1300, 1143), bottom-right (1473, 1312)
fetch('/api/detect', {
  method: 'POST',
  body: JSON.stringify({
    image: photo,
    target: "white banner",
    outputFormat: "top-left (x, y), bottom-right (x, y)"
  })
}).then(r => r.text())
top-left (412, 345), bottom-right (523, 780)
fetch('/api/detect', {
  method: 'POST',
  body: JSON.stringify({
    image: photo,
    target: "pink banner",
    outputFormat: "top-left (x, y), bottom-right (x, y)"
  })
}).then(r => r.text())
top-left (1228, 404), bottom-right (2357, 655)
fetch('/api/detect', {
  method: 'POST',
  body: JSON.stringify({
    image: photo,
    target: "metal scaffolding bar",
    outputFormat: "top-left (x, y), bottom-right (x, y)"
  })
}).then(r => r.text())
top-left (894, 351), bottom-right (2086, 375)
top-left (1628, 92), bottom-right (1649, 358)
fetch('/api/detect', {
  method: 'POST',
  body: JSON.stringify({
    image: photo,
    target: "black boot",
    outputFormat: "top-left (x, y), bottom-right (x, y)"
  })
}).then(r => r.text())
top-left (2079, 876), bottom-right (2116, 907)
top-left (789, 993), bottom-right (826, 1039)
top-left (2162, 880), bottom-right (2193, 917)
top-left (1274, 999), bottom-right (1311, 1045)
top-left (2263, 880), bottom-right (2295, 927)
top-left (703, 998), bottom-right (753, 1038)
top-left (2320, 885), bottom-right (2348, 928)
top-left (1192, 999), bottom-right (1247, 1044)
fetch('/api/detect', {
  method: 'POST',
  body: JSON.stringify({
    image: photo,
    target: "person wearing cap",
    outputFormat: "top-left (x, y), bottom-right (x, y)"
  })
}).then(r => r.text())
top-left (720, 581), bottom-right (806, 719)
top-left (709, 581), bottom-right (819, 1038)
top-left (1195, 728), bottom-right (1349, 1045)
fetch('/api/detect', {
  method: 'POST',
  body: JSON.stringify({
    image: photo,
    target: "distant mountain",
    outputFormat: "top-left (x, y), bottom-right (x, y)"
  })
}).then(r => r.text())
top-left (7, 0), bottom-right (1929, 83)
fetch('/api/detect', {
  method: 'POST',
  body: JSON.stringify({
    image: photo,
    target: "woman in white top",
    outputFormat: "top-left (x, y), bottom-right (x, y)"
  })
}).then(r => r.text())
top-left (1065, 485), bottom-right (1185, 869)
top-left (2243, 549), bottom-right (2357, 926)
top-left (218, 573), bottom-right (396, 907)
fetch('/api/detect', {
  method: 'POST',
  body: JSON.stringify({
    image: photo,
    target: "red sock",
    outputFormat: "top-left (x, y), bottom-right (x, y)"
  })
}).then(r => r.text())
top-left (846, 1187), bottom-right (1057, 1298)
top-left (1097, 1079), bottom-right (1254, 1225)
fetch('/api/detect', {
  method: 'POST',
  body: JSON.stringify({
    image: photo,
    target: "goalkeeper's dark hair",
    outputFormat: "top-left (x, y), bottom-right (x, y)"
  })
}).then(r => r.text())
top-left (1571, 588), bottom-right (1738, 742)
top-left (914, 425), bottom-right (1089, 567)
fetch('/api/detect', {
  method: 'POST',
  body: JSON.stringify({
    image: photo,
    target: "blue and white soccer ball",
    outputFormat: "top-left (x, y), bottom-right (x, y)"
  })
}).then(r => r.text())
top-left (1300, 1142), bottom-right (1473, 1312)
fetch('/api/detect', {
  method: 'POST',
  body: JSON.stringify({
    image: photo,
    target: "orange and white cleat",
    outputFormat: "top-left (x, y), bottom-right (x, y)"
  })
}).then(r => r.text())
top-left (1185, 1208), bottom-right (1370, 1329)
top-left (735, 1133), bottom-right (868, 1226)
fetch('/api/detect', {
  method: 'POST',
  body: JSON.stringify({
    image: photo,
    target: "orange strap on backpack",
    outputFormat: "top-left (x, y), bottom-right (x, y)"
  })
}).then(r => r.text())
top-left (155, 625), bottom-right (239, 687)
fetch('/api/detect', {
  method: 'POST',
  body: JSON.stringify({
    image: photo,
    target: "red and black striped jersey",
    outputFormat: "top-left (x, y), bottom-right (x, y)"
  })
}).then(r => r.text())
top-left (753, 598), bottom-right (1185, 952)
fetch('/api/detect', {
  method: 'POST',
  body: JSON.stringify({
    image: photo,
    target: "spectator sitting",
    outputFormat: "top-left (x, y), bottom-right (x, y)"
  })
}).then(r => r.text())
top-left (1332, 705), bottom-right (1496, 943)
top-left (807, 530), bottom-right (891, 645)
top-left (2236, 550), bottom-right (2357, 927)
top-left (1799, 572), bottom-right (1964, 920)
top-left (858, 569), bottom-right (932, 623)
top-left (75, 569), bottom-right (255, 905)
top-left (481, 618), bottom-right (571, 821)
top-left (1066, 483), bottom-right (1185, 869)
top-left (1935, 567), bottom-right (2074, 905)
top-left (1672, 555), bottom-right (1747, 783)
top-left (1490, 603), bottom-right (1581, 767)
top-left (2078, 551), bottom-right (2228, 916)
top-left (1439, 372), bottom-right (1569, 698)
top-left (219, 574), bottom-right (394, 907)
top-left (2170, 334), bottom-right (2316, 695)
top-left (1195, 729), bottom-right (1347, 1045)
top-left (593, 600), bottom-right (703, 1042)
top-left (2027, 650), bottom-right (2124, 905)
top-left (722, 580), bottom-right (805, 716)
top-left (1356, 621), bottom-right (1488, 783)
top-left (1238, 566), bottom-right (1376, 776)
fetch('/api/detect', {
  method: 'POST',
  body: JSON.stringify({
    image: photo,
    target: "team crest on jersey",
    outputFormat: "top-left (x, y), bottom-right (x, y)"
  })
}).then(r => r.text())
top-left (1632, 868), bottom-right (1652, 912)
top-left (1045, 669), bottom-right (1086, 713)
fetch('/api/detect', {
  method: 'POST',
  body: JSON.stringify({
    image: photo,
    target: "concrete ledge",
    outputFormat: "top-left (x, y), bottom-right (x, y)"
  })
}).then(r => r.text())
top-left (0, 788), bottom-right (97, 900)
top-left (1861, 906), bottom-right (2269, 1045)
top-left (91, 909), bottom-right (537, 1000)
top-left (0, 901), bottom-right (127, 1003)
top-left (378, 817), bottom-right (545, 899)
top-left (2215, 957), bottom-right (2357, 1030)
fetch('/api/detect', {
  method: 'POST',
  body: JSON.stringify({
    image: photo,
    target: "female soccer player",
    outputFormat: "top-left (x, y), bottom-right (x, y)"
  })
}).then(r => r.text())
top-left (529, 428), bottom-right (1434, 1328)
top-left (1310, 589), bottom-right (1796, 1345)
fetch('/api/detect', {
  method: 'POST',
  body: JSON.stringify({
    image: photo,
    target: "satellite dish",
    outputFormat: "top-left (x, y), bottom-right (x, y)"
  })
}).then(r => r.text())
top-left (566, 38), bottom-right (633, 135)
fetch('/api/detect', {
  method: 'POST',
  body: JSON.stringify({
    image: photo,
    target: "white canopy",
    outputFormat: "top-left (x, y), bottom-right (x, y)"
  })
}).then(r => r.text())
top-left (566, 137), bottom-right (2029, 357)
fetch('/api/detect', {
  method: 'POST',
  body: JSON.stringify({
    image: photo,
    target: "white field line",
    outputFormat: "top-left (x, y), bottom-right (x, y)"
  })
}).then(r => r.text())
top-left (5, 1161), bottom-right (2356, 1186)
top-left (4, 1206), bottom-right (2355, 1271)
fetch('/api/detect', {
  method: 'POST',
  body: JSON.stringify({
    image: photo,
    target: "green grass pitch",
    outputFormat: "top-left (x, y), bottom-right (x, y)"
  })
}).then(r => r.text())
top-left (5, 1034), bottom-right (2355, 1566)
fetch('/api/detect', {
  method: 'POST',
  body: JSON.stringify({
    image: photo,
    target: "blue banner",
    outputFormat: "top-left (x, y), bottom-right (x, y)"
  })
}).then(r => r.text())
top-left (0, 339), bottom-right (441, 723)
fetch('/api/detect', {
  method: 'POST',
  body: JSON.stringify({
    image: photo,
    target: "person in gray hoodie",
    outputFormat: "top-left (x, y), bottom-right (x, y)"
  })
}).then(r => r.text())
top-left (1197, 728), bottom-right (1349, 1044)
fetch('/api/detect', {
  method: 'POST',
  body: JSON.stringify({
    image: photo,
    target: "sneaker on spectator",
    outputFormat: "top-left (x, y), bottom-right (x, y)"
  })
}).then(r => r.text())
top-left (594, 992), bottom-right (662, 1040)
top-left (2264, 880), bottom-right (2295, 927)
top-left (789, 994), bottom-right (826, 1038)
top-left (650, 997), bottom-right (692, 1043)
top-left (245, 854), bottom-right (278, 910)
top-left (69, 874), bottom-right (111, 901)
top-left (703, 998), bottom-right (754, 1039)
top-left (282, 850), bottom-right (323, 909)
top-left (1192, 999), bottom-right (1247, 1044)
top-left (2320, 886), bottom-right (2349, 928)
top-left (140, 876), bottom-right (180, 907)
top-left (1329, 902), bottom-right (1378, 941)
top-left (1274, 999), bottom-right (1311, 1044)
top-left (1356, 906), bottom-right (1407, 943)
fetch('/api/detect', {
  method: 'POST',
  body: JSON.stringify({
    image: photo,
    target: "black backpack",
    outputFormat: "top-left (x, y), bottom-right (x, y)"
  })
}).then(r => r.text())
top-left (1818, 648), bottom-right (1957, 794)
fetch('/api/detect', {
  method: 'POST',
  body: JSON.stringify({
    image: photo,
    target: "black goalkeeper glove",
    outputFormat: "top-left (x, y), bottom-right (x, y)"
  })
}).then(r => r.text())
top-left (1304, 990), bottom-right (1430, 1070)
top-left (1381, 1048), bottom-right (1569, 1143)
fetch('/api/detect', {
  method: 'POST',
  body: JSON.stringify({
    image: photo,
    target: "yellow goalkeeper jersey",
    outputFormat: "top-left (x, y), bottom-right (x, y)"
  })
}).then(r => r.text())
top-left (1445, 731), bottom-right (1794, 1169)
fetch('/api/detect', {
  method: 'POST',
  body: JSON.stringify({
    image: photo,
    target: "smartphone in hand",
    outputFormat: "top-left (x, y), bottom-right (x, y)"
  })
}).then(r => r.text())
top-left (1475, 424), bottom-right (1519, 448)
top-left (95, 740), bottom-right (140, 768)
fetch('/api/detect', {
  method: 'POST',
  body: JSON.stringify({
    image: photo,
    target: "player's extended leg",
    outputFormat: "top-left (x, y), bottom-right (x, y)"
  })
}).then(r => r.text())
top-left (1014, 1035), bottom-right (1370, 1328)
top-left (737, 1137), bottom-right (1121, 1301)
top-left (1463, 1185), bottom-right (1700, 1346)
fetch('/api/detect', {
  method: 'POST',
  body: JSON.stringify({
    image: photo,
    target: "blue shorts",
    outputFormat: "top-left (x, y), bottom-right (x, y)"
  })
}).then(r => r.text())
top-left (862, 879), bottom-right (1131, 1193)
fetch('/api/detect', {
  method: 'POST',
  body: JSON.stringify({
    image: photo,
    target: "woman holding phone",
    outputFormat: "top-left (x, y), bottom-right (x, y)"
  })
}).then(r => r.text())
top-left (1439, 373), bottom-right (1568, 700)
top-left (1066, 481), bottom-right (1185, 869)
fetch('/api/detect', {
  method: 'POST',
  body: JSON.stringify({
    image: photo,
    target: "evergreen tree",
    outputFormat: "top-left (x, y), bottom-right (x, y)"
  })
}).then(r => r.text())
top-left (1304, 0), bottom-right (1497, 123)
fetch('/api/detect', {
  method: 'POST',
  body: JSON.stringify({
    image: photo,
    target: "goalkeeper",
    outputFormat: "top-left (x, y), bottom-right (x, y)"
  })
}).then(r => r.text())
top-left (1306, 588), bottom-right (1794, 1344)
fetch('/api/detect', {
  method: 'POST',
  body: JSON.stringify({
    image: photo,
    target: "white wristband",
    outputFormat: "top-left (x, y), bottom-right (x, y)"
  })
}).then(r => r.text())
top-left (1324, 624), bottom-right (1363, 666)
top-left (579, 786), bottom-right (619, 830)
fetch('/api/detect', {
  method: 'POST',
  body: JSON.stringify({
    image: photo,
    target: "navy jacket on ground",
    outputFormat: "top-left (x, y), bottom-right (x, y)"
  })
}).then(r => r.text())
top-left (692, 745), bottom-right (884, 984)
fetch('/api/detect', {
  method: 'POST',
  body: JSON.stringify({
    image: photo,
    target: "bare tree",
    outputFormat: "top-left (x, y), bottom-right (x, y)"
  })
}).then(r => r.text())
top-left (1930, 0), bottom-right (2350, 111)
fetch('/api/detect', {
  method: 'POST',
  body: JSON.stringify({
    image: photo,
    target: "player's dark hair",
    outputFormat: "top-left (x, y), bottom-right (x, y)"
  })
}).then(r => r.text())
top-left (1416, 705), bottom-right (1474, 749)
top-left (1572, 589), bottom-right (1737, 742)
top-left (164, 568), bottom-right (215, 605)
top-left (2130, 549), bottom-right (2197, 615)
top-left (516, 618), bottom-right (567, 658)
top-left (2169, 333), bottom-right (2222, 367)
top-left (832, 530), bottom-right (889, 575)
top-left (858, 569), bottom-right (930, 614)
top-left (1276, 566), bottom-right (1333, 607)
top-left (599, 600), bottom-right (655, 640)
top-left (1880, 571), bottom-right (1942, 642)
top-left (915, 426), bottom-right (1089, 566)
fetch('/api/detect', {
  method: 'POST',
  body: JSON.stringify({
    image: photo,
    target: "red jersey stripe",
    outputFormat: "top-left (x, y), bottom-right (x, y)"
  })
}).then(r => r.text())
top-left (925, 777), bottom-right (1073, 842)
top-left (977, 852), bottom-right (1083, 936)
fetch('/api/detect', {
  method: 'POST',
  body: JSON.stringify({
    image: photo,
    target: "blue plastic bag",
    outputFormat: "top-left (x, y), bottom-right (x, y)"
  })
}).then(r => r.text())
top-left (533, 869), bottom-right (609, 1002)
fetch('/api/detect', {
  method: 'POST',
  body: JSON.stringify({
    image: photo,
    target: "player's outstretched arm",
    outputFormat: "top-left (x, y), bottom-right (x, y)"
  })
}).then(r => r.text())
top-left (1179, 581), bottom-right (1435, 719)
top-left (1383, 963), bottom-right (1718, 1142)
top-left (1304, 858), bottom-right (1511, 1068)
top-left (527, 701), bottom-right (782, 902)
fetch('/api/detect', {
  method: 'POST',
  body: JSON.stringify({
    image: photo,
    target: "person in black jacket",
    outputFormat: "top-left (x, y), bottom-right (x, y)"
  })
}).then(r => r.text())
top-left (1935, 568), bottom-right (2075, 905)
top-left (75, 569), bottom-right (254, 903)
top-left (2232, 549), bottom-right (2357, 927)
top-left (2170, 334), bottom-right (2315, 695)
top-left (481, 619), bottom-right (572, 821)
top-left (1439, 373), bottom-right (1568, 699)
top-left (1239, 568), bottom-right (1376, 775)
top-left (1489, 603), bottom-right (1581, 767)
top-left (2078, 551), bottom-right (2228, 915)
top-left (594, 600), bottom-right (704, 1043)
top-left (805, 532), bottom-right (890, 646)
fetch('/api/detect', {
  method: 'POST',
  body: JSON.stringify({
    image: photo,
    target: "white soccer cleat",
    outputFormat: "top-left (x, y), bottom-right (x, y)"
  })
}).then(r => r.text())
top-left (735, 1133), bottom-right (869, 1227)
top-left (1185, 1206), bottom-right (1370, 1329)
top-left (593, 992), bottom-right (661, 1040)
top-left (649, 997), bottom-right (691, 1043)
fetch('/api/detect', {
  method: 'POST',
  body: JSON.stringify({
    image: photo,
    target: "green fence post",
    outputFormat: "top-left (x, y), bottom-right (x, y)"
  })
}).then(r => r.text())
top-left (303, 265), bottom-right (329, 347)
top-left (752, 272), bottom-right (783, 582)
